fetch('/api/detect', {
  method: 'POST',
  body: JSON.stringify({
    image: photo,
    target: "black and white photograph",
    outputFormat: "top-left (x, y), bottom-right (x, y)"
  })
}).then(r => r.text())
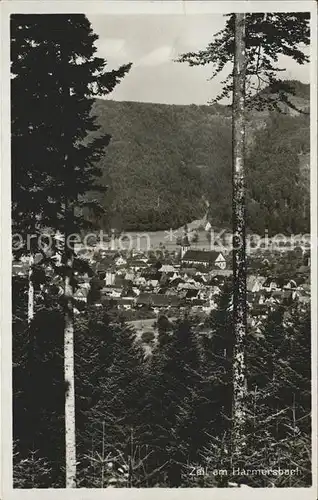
top-left (1, 0), bottom-right (317, 496)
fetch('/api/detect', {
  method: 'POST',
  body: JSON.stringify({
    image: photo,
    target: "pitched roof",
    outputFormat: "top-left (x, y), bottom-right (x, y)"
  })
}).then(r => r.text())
top-left (118, 298), bottom-right (134, 305)
top-left (74, 288), bottom-right (88, 298)
top-left (181, 268), bottom-right (197, 275)
top-left (137, 293), bottom-right (181, 307)
top-left (191, 299), bottom-right (207, 306)
top-left (129, 260), bottom-right (148, 267)
top-left (96, 257), bottom-right (117, 271)
top-left (141, 270), bottom-right (162, 280)
top-left (247, 276), bottom-right (262, 291)
top-left (263, 277), bottom-right (277, 287)
top-left (182, 250), bottom-right (225, 263)
top-left (160, 264), bottom-right (177, 273)
top-left (186, 289), bottom-right (199, 298)
top-left (210, 269), bottom-right (232, 276)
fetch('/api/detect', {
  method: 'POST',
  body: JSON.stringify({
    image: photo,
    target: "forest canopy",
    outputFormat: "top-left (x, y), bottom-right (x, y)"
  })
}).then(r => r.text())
top-left (86, 81), bottom-right (309, 234)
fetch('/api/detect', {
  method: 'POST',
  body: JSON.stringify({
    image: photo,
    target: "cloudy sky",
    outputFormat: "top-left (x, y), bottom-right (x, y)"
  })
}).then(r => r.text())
top-left (88, 14), bottom-right (310, 105)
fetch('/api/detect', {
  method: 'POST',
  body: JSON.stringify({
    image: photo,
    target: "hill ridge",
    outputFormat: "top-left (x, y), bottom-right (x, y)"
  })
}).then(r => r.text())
top-left (87, 81), bottom-right (309, 235)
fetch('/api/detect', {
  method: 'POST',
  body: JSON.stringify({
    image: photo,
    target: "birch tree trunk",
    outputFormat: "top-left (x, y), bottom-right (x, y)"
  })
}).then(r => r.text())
top-left (64, 197), bottom-right (76, 487)
top-left (27, 253), bottom-right (34, 324)
top-left (27, 252), bottom-right (35, 450)
top-left (231, 13), bottom-right (247, 459)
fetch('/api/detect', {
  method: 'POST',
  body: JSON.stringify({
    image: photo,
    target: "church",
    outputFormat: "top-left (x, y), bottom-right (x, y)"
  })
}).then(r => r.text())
top-left (181, 249), bottom-right (227, 270)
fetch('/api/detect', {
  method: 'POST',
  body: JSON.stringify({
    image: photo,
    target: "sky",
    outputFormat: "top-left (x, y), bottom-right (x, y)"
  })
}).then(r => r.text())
top-left (88, 14), bottom-right (310, 105)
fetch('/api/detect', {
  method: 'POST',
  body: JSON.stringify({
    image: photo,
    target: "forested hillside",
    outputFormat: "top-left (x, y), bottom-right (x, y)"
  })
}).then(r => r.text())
top-left (88, 81), bottom-right (309, 234)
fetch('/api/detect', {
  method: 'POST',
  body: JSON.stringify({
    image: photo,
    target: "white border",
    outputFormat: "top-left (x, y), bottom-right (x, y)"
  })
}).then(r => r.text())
top-left (1, 2), bottom-right (317, 500)
top-left (0, 1), bottom-right (316, 15)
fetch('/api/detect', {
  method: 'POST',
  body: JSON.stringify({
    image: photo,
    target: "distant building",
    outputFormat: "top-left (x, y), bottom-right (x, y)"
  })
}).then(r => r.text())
top-left (180, 233), bottom-right (190, 259)
top-left (209, 269), bottom-right (232, 277)
top-left (105, 269), bottom-right (116, 286)
top-left (182, 250), bottom-right (226, 270)
top-left (160, 264), bottom-right (178, 274)
top-left (247, 275), bottom-right (266, 293)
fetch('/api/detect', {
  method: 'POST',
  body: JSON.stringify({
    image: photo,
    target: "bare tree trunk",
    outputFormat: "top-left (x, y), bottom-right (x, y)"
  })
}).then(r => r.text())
top-left (231, 13), bottom-right (247, 460)
top-left (64, 199), bottom-right (76, 488)
top-left (27, 253), bottom-right (34, 324)
top-left (27, 252), bottom-right (36, 451)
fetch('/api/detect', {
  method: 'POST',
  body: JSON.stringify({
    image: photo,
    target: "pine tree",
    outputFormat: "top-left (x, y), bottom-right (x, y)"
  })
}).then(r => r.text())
top-left (11, 14), bottom-right (131, 487)
top-left (203, 280), bottom-right (233, 431)
top-left (177, 12), bottom-right (310, 461)
top-left (143, 319), bottom-right (203, 486)
top-left (74, 308), bottom-right (147, 487)
top-left (241, 303), bottom-right (311, 486)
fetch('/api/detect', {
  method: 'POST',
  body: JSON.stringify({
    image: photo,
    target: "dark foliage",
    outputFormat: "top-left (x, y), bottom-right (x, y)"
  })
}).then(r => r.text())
top-left (13, 283), bottom-right (311, 487)
top-left (11, 14), bottom-right (131, 250)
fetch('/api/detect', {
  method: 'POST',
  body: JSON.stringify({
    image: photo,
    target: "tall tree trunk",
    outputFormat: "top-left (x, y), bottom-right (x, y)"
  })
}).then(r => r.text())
top-left (231, 13), bottom-right (247, 460)
top-left (27, 252), bottom-right (36, 451)
top-left (27, 253), bottom-right (34, 324)
top-left (64, 196), bottom-right (76, 487)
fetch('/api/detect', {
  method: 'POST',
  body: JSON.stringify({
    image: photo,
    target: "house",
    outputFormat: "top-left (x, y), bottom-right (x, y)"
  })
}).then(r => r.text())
top-left (192, 275), bottom-right (205, 285)
top-left (160, 264), bottom-right (178, 274)
top-left (284, 279), bottom-right (297, 290)
top-left (182, 250), bottom-right (227, 270)
top-left (96, 256), bottom-right (117, 272)
top-left (191, 299), bottom-right (206, 308)
top-left (78, 281), bottom-right (90, 291)
top-left (247, 275), bottom-right (266, 293)
top-left (117, 297), bottom-right (134, 310)
top-left (170, 277), bottom-right (184, 287)
top-left (148, 279), bottom-right (160, 288)
top-left (262, 277), bottom-right (279, 291)
top-left (74, 288), bottom-right (88, 303)
top-left (77, 273), bottom-right (91, 284)
top-left (254, 291), bottom-right (266, 304)
top-left (125, 272), bottom-right (135, 281)
top-left (129, 260), bottom-right (149, 271)
top-left (96, 249), bottom-right (120, 258)
top-left (141, 269), bottom-right (162, 280)
top-left (133, 276), bottom-right (147, 286)
top-left (185, 289), bottom-right (200, 300)
top-left (181, 268), bottom-right (197, 278)
top-left (209, 269), bottom-right (232, 277)
top-left (115, 255), bottom-right (127, 267)
top-left (105, 269), bottom-right (116, 286)
top-left (101, 286), bottom-right (122, 298)
top-left (178, 282), bottom-right (200, 291)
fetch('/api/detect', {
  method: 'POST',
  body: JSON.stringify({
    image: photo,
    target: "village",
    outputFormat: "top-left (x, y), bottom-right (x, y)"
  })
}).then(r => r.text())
top-left (12, 225), bottom-right (311, 350)
top-left (13, 228), bottom-right (310, 346)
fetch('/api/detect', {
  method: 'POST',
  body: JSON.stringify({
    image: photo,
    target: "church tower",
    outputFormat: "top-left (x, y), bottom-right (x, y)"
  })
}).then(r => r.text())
top-left (180, 233), bottom-right (190, 259)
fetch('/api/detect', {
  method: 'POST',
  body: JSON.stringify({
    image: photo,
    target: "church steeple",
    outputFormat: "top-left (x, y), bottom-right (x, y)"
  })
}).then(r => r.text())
top-left (180, 230), bottom-right (190, 259)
